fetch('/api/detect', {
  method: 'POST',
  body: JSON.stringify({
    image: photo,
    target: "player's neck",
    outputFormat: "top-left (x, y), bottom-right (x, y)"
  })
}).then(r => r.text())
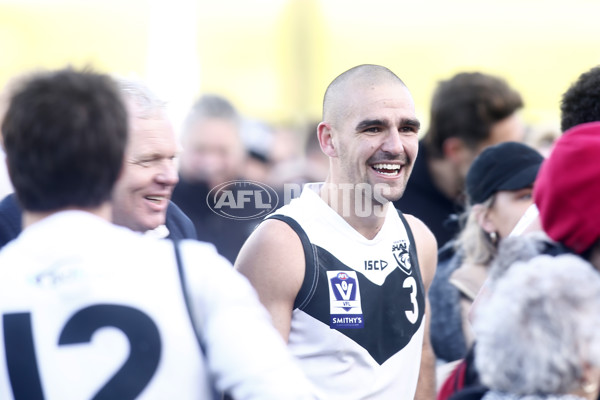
top-left (23, 202), bottom-right (113, 229)
top-left (320, 182), bottom-right (388, 240)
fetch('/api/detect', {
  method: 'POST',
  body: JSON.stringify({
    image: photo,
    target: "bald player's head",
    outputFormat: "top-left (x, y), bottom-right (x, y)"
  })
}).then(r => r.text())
top-left (322, 64), bottom-right (406, 126)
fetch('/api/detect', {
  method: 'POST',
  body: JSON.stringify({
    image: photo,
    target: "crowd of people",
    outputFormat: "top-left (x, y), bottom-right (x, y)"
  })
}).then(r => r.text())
top-left (1, 62), bottom-right (599, 400)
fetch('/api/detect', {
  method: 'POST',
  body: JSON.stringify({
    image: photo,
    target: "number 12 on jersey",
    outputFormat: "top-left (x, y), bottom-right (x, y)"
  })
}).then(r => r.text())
top-left (3, 304), bottom-right (161, 400)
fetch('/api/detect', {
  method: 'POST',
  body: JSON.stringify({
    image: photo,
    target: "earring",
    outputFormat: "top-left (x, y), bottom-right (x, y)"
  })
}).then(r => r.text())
top-left (489, 232), bottom-right (498, 244)
top-left (582, 381), bottom-right (598, 394)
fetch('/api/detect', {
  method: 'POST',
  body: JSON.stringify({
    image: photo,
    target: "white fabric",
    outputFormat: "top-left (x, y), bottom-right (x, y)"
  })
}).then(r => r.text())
top-left (0, 211), bottom-right (315, 400)
top-left (144, 224), bottom-right (170, 239)
top-left (280, 183), bottom-right (412, 286)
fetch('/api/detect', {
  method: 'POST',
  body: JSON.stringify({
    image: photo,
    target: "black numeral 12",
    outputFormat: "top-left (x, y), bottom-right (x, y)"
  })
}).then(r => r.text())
top-left (3, 304), bottom-right (161, 400)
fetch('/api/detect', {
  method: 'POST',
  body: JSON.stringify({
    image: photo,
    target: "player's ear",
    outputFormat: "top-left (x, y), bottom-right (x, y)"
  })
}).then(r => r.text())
top-left (317, 122), bottom-right (337, 158)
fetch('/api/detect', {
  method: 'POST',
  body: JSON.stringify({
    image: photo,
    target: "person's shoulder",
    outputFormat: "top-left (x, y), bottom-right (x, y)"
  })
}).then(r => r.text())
top-left (89, 219), bottom-right (177, 260)
top-left (0, 192), bottom-right (19, 209)
top-left (235, 216), bottom-right (306, 270)
top-left (178, 238), bottom-right (221, 257)
top-left (234, 216), bottom-right (306, 288)
top-left (176, 238), bottom-right (238, 274)
top-left (166, 200), bottom-right (198, 240)
top-left (247, 216), bottom-right (305, 251)
top-left (400, 211), bottom-right (437, 248)
top-left (0, 193), bottom-right (22, 233)
top-left (167, 200), bottom-right (187, 217)
top-left (175, 239), bottom-right (260, 301)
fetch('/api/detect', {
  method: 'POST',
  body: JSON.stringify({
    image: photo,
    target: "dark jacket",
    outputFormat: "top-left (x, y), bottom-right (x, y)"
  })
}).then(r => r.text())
top-left (429, 241), bottom-right (468, 362)
top-left (172, 178), bottom-right (264, 264)
top-left (0, 193), bottom-right (20, 249)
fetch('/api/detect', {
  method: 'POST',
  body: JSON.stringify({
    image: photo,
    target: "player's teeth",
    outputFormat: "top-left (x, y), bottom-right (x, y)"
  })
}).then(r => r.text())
top-left (373, 163), bottom-right (399, 170)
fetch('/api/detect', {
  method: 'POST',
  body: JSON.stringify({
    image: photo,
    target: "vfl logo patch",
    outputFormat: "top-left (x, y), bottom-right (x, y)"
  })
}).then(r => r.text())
top-left (392, 240), bottom-right (412, 275)
top-left (327, 271), bottom-right (364, 329)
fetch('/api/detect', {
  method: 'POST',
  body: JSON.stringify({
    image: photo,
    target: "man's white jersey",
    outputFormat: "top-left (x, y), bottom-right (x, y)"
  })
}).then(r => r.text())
top-left (271, 183), bottom-right (426, 400)
top-left (0, 211), bottom-right (314, 400)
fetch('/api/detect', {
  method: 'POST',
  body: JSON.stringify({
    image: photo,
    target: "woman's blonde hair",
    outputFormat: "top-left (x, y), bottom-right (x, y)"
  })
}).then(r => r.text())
top-left (455, 195), bottom-right (497, 265)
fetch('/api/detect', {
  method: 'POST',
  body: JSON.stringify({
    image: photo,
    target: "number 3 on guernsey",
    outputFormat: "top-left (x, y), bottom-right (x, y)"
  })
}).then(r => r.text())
top-left (403, 276), bottom-right (419, 324)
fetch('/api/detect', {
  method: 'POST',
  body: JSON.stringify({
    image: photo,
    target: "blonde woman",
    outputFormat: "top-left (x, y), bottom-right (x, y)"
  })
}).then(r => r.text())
top-left (430, 141), bottom-right (544, 363)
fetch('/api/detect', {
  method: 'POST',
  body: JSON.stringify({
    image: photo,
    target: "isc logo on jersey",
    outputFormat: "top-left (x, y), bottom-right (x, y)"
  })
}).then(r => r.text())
top-left (327, 271), bottom-right (364, 329)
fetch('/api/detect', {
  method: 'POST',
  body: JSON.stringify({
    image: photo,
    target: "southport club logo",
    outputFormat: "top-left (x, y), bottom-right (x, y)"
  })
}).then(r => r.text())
top-left (392, 239), bottom-right (411, 275)
top-left (206, 180), bottom-right (279, 220)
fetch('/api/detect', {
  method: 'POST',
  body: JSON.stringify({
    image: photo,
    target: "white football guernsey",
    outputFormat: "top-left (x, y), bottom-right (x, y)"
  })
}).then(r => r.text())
top-left (0, 211), bottom-right (315, 400)
top-left (270, 183), bottom-right (426, 400)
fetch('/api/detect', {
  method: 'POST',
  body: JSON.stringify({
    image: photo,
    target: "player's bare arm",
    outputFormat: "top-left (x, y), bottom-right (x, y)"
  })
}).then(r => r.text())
top-left (406, 214), bottom-right (438, 400)
top-left (235, 218), bottom-right (305, 341)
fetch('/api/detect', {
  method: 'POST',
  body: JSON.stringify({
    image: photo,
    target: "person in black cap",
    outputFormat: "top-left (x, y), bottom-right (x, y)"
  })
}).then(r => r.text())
top-left (429, 141), bottom-right (545, 367)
